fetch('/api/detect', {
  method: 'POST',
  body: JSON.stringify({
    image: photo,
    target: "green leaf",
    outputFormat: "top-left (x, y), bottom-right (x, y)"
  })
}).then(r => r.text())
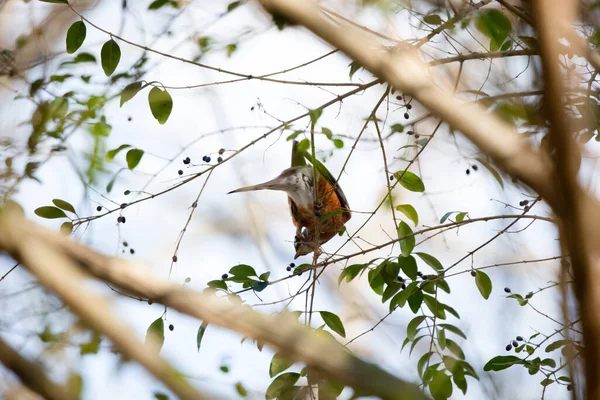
top-left (348, 61), bottom-right (362, 79)
top-left (396, 204), bottom-right (418, 226)
top-left (545, 339), bottom-right (569, 352)
top-left (252, 281), bottom-right (268, 292)
top-left (308, 108), bottom-right (323, 128)
top-left (67, 373), bottom-right (83, 396)
top-left (417, 352), bottom-right (434, 377)
top-left (66, 21), bottom-right (86, 54)
top-left (333, 138), bottom-right (344, 148)
top-left (145, 317), bottom-right (165, 351)
top-left (120, 81), bottom-right (144, 107)
top-left (399, 255), bottom-right (418, 280)
top-left (483, 355), bottom-right (523, 371)
top-left (106, 144), bottom-right (131, 162)
top-left (92, 121), bottom-right (111, 137)
top-left (34, 206), bottom-right (67, 219)
top-left (407, 315), bottom-right (426, 341)
top-left (154, 393), bottom-right (168, 400)
top-left (226, 43), bottom-right (237, 57)
top-left (259, 272), bottom-right (271, 281)
top-left (390, 123), bottom-right (404, 133)
top-left (368, 268), bottom-right (384, 295)
top-left (320, 311), bottom-right (346, 337)
top-left (196, 321), bottom-right (208, 352)
top-left (438, 328), bottom-right (446, 350)
top-left (60, 221), bottom-right (73, 235)
top-left (73, 52), bottom-right (96, 64)
top-left (452, 368), bottom-right (467, 395)
top-left (269, 353), bottom-right (294, 377)
top-left (382, 282), bottom-right (402, 303)
top-left (455, 212), bottom-right (468, 222)
top-left (229, 264), bottom-right (257, 277)
top-left (475, 270), bottom-right (492, 299)
top-left (148, 87), bottom-right (173, 124)
top-left (395, 170), bottom-right (425, 192)
top-left (476, 158), bottom-right (504, 189)
top-left (424, 295), bottom-right (446, 320)
top-left (408, 289), bottom-right (423, 313)
top-left (416, 252), bottom-right (443, 271)
top-left (100, 39), bottom-right (121, 76)
top-left (207, 280), bottom-right (227, 290)
top-left (397, 221), bottom-right (415, 256)
top-left (126, 149), bottom-right (144, 170)
top-left (266, 373), bottom-right (300, 399)
top-left (541, 358), bottom-right (556, 368)
top-left (438, 324), bottom-right (467, 340)
top-left (52, 199), bottom-right (76, 214)
top-left (390, 281), bottom-right (418, 311)
top-left (475, 10), bottom-right (511, 51)
top-left (429, 371), bottom-right (452, 400)
top-left (338, 264), bottom-right (367, 284)
top-left (235, 382), bottom-right (247, 397)
top-left (227, 1), bottom-right (241, 12)
top-left (424, 14), bottom-right (443, 25)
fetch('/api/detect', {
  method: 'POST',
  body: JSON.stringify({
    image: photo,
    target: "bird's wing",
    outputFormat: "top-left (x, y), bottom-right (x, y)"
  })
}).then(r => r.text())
top-left (299, 145), bottom-right (350, 213)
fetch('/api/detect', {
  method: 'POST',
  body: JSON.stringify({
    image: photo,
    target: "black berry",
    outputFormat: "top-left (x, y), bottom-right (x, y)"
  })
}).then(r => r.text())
top-left (96, 206), bottom-right (102, 212)
top-left (148, 300), bottom-right (153, 305)
top-left (470, 270), bottom-right (476, 277)
top-left (397, 276), bottom-right (404, 282)
top-left (567, 385), bottom-right (573, 391)
top-left (407, 131), bottom-right (414, 135)
top-left (404, 112), bottom-right (410, 119)
top-left (390, 175), bottom-right (394, 181)
top-left (178, 170), bottom-right (183, 175)
top-left (472, 164), bottom-right (478, 171)
top-left (401, 283), bottom-right (407, 290)
top-left (414, 133), bottom-right (420, 139)
top-left (406, 104), bottom-right (412, 110)
top-left (172, 255), bottom-right (178, 262)
top-left (519, 200), bottom-right (529, 206)
top-left (127, 116), bottom-right (132, 122)
top-left (183, 157), bottom-right (190, 165)
top-left (218, 148), bottom-right (225, 155)
top-left (123, 241), bottom-right (128, 247)
top-left (217, 157), bottom-right (223, 163)
top-left (506, 344), bottom-right (512, 351)
top-left (124, 190), bottom-right (130, 195)
top-left (417, 271), bottom-right (423, 277)
top-left (221, 273), bottom-right (228, 280)
top-left (169, 324), bottom-right (174, 331)
top-left (120, 203), bottom-right (127, 209)
top-left (396, 95), bottom-right (402, 100)
top-left (466, 169), bottom-right (470, 175)
top-left (516, 336), bottom-right (523, 341)
top-left (504, 287), bottom-right (511, 293)
top-left (130, 248), bottom-right (135, 254)
top-left (286, 266), bottom-right (292, 272)
top-left (289, 263), bottom-right (295, 268)
top-left (205, 156), bottom-right (211, 163)
top-left (512, 340), bottom-right (518, 347)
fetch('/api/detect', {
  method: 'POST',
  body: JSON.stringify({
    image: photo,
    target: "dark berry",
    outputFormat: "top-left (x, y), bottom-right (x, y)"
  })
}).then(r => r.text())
top-left (472, 164), bottom-right (478, 171)
top-left (516, 336), bottom-right (523, 341)
top-left (127, 116), bottom-right (132, 122)
top-left (202, 156), bottom-right (208, 162)
top-left (96, 206), bottom-right (102, 212)
top-left (183, 157), bottom-right (191, 165)
top-left (422, 275), bottom-right (428, 280)
top-left (407, 130), bottom-right (414, 135)
top-left (401, 283), bottom-right (407, 290)
top-left (504, 287), bottom-right (511, 293)
top-left (148, 300), bottom-right (153, 305)
top-left (414, 133), bottom-right (420, 139)
top-left (130, 248), bottom-right (135, 254)
top-left (396, 95), bottom-right (402, 100)
top-left (417, 271), bottom-right (423, 277)
top-left (221, 273), bottom-right (228, 279)
top-left (172, 255), bottom-right (178, 262)
top-left (390, 175), bottom-right (394, 181)
top-left (397, 276), bottom-right (404, 282)
top-left (169, 324), bottom-right (174, 331)
top-left (512, 340), bottom-right (518, 347)
top-left (205, 156), bottom-right (211, 163)
top-left (524, 205), bottom-right (530, 212)
top-left (218, 148), bottom-right (225, 155)
top-left (123, 241), bottom-right (128, 247)
top-left (124, 190), bottom-right (130, 195)
top-left (519, 200), bottom-right (529, 206)
top-left (406, 104), bottom-right (412, 110)
top-left (567, 385), bottom-right (573, 391)
top-left (117, 216), bottom-right (125, 223)
top-left (289, 263), bottom-right (295, 268)
top-left (470, 270), bottom-right (476, 277)
top-left (506, 344), bottom-right (512, 351)
top-left (466, 169), bottom-right (470, 175)
top-left (178, 170), bottom-right (183, 175)
top-left (217, 157), bottom-right (223, 163)
top-left (250, 106), bottom-right (255, 111)
top-left (120, 203), bottom-right (127, 209)
top-left (404, 112), bottom-right (410, 119)
top-left (286, 266), bottom-right (292, 272)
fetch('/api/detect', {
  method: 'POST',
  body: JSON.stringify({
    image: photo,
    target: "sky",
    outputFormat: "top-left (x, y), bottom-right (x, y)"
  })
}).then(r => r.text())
top-left (0, 1), bottom-right (576, 399)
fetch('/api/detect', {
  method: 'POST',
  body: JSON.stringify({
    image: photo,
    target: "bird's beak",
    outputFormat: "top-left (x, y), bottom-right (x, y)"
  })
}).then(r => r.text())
top-left (228, 176), bottom-right (290, 194)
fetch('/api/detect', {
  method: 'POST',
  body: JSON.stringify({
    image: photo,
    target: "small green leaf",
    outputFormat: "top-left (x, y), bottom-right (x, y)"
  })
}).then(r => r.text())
top-left (396, 204), bottom-right (418, 226)
top-left (101, 39), bottom-right (121, 76)
top-left (148, 87), bottom-right (173, 124)
top-left (438, 324), bottom-right (467, 340)
top-left (338, 264), bottom-right (367, 284)
top-left (475, 9), bottom-right (512, 51)
top-left (408, 289), bottom-right (423, 313)
top-left (120, 81), bottom-right (144, 107)
top-left (66, 21), bottom-right (86, 54)
top-left (483, 355), bottom-right (522, 371)
top-left (92, 121), bottom-right (112, 137)
top-left (424, 14), bottom-right (443, 25)
top-left (455, 212), bottom-right (468, 223)
top-left (348, 61), bottom-right (362, 79)
top-left (416, 252), bottom-right (443, 271)
top-left (266, 373), bottom-right (300, 399)
top-left (320, 311), bottom-right (346, 338)
top-left (126, 149), bottom-right (144, 170)
top-left (438, 328), bottom-right (447, 350)
top-left (390, 123), bottom-right (404, 133)
top-left (397, 221), bottom-right (415, 256)
top-left (154, 393), bottom-right (168, 400)
top-left (235, 382), bottom-right (247, 397)
top-left (106, 144), bottom-right (131, 162)
top-left (368, 268), bottom-right (384, 295)
top-left (333, 138), bottom-right (344, 148)
top-left (196, 321), bottom-right (208, 352)
top-left (390, 282), bottom-right (418, 311)
top-left (34, 206), bottom-right (67, 219)
top-left (227, 1), bottom-right (241, 12)
top-left (269, 353), bottom-right (294, 378)
top-left (475, 270), bottom-right (492, 299)
top-left (399, 255), bottom-right (418, 280)
top-left (226, 43), bottom-right (237, 57)
top-left (407, 315), bottom-right (426, 341)
top-left (308, 108), bottom-right (322, 128)
top-left (545, 339), bottom-right (569, 352)
top-left (52, 199), bottom-right (76, 214)
top-left (395, 171), bottom-right (425, 192)
top-left (229, 264), bottom-right (257, 277)
top-left (207, 280), bottom-right (227, 290)
top-left (429, 371), bottom-right (452, 400)
top-left (252, 281), bottom-right (268, 292)
top-left (145, 317), bottom-right (165, 351)
top-left (259, 272), bottom-right (271, 281)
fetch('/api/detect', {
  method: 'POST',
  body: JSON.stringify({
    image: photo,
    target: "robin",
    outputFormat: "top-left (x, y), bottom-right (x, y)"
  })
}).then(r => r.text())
top-left (228, 141), bottom-right (351, 258)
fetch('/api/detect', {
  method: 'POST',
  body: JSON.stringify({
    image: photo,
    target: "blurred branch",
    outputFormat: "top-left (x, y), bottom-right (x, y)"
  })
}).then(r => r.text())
top-left (0, 336), bottom-right (75, 400)
top-left (0, 211), bottom-right (427, 400)
top-left (0, 215), bottom-right (207, 400)
top-left (534, 1), bottom-right (600, 398)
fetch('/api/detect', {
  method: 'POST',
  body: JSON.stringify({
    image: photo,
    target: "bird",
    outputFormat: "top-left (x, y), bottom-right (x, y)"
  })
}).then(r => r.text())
top-left (228, 140), bottom-right (351, 259)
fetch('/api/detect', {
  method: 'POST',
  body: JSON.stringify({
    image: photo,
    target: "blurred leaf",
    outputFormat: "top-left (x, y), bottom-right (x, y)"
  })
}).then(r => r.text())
top-left (475, 270), bottom-right (492, 299)
top-left (266, 373), bottom-right (300, 399)
top-left (207, 280), bottom-right (227, 290)
top-left (92, 121), bottom-right (111, 137)
top-left (235, 382), bottom-right (247, 397)
top-left (145, 317), bottom-right (165, 351)
top-left (348, 61), bottom-right (362, 79)
top-left (320, 311), bottom-right (346, 337)
top-left (438, 324), bottom-right (467, 340)
top-left (60, 222), bottom-right (73, 235)
top-left (483, 355), bottom-right (522, 371)
top-left (106, 144), bottom-right (131, 161)
top-left (475, 9), bottom-right (511, 51)
top-left (126, 149), bottom-right (144, 170)
top-left (154, 393), bottom-right (168, 400)
top-left (34, 206), bottom-right (67, 219)
top-left (226, 43), bottom-right (238, 57)
top-left (196, 321), bottom-right (208, 352)
top-left (396, 204), bottom-right (418, 226)
top-left (148, 87), bottom-right (173, 124)
top-left (430, 371), bottom-right (453, 400)
top-left (545, 339), bottom-right (569, 352)
top-left (67, 374), bottom-right (83, 397)
top-left (52, 199), bottom-right (76, 214)
top-left (308, 108), bottom-right (323, 128)
top-left (101, 39), bottom-right (121, 76)
top-left (120, 81), bottom-right (144, 107)
top-left (269, 353), bottom-right (294, 377)
top-left (252, 281), bottom-right (268, 292)
top-left (66, 21), bottom-right (86, 54)
top-left (227, 1), bottom-right (241, 12)
top-left (424, 14), bottom-right (442, 25)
